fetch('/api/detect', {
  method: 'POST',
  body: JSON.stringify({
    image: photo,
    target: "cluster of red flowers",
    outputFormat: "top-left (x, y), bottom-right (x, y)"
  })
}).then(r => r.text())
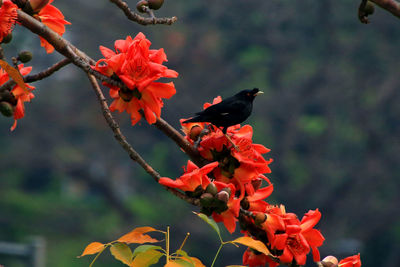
top-left (160, 96), bottom-right (362, 266)
top-left (0, 0), bottom-right (70, 130)
top-left (0, 64), bottom-right (35, 130)
top-left (0, 0), bottom-right (70, 53)
top-left (93, 32), bottom-right (178, 125)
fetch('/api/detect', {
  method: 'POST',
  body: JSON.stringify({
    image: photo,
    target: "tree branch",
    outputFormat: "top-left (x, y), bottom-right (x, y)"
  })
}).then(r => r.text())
top-left (87, 74), bottom-right (199, 206)
top-left (0, 58), bottom-right (71, 93)
top-left (370, 0), bottom-right (400, 19)
top-left (109, 0), bottom-right (177, 26)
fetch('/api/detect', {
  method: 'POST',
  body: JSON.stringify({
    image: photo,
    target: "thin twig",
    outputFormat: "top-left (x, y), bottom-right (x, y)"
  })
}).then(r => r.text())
top-left (109, 0), bottom-right (177, 25)
top-left (0, 58), bottom-right (71, 93)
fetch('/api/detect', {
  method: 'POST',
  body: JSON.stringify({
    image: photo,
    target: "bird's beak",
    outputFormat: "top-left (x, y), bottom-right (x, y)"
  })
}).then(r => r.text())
top-left (254, 91), bottom-right (264, 96)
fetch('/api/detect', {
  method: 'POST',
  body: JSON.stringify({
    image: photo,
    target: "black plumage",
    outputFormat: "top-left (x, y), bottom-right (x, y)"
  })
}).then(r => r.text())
top-left (183, 88), bottom-right (263, 133)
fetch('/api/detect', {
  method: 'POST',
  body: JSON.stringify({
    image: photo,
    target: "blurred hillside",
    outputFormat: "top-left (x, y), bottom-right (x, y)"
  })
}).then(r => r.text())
top-left (1, 0), bottom-right (400, 266)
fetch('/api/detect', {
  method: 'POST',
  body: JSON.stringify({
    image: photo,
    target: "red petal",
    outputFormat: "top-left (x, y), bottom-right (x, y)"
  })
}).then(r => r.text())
top-left (145, 82), bottom-right (176, 99)
top-left (247, 184), bottom-right (274, 202)
top-left (301, 209), bottom-right (321, 232)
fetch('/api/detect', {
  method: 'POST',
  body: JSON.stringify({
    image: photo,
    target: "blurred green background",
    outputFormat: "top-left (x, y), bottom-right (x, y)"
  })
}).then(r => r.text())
top-left (1, 0), bottom-right (400, 266)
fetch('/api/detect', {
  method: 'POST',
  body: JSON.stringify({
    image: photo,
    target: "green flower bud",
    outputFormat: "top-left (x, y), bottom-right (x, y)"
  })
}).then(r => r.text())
top-left (364, 1), bottom-right (375, 15)
top-left (148, 0), bottom-right (164, 10)
top-left (205, 183), bottom-right (218, 196)
top-left (2, 33), bottom-right (12, 44)
top-left (200, 193), bottom-right (214, 207)
top-left (0, 101), bottom-right (14, 117)
top-left (17, 51), bottom-right (33, 63)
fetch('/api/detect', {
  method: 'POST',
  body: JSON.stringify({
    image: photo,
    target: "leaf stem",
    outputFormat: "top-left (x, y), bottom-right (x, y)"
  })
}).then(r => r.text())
top-left (177, 232), bottom-right (190, 252)
top-left (89, 246), bottom-right (107, 267)
top-left (166, 226), bottom-right (170, 264)
top-left (211, 243), bottom-right (223, 267)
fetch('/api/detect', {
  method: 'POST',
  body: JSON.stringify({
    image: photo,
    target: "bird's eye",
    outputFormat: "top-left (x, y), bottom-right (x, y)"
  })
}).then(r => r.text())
top-left (247, 93), bottom-right (251, 96)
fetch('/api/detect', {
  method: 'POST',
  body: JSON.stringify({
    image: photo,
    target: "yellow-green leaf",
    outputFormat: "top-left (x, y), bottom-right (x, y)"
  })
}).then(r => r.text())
top-left (110, 242), bottom-right (133, 266)
top-left (231, 236), bottom-right (272, 256)
top-left (189, 257), bottom-right (206, 267)
top-left (130, 249), bottom-right (163, 267)
top-left (0, 59), bottom-right (27, 92)
top-left (174, 250), bottom-right (205, 267)
top-left (118, 226), bottom-right (161, 244)
top-left (133, 245), bottom-right (163, 257)
top-left (78, 242), bottom-right (105, 257)
top-left (193, 212), bottom-right (221, 239)
top-left (164, 259), bottom-right (193, 267)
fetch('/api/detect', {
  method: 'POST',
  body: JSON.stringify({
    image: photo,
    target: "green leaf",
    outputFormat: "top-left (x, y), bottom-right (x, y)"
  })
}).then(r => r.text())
top-left (130, 249), bottom-right (163, 267)
top-left (132, 245), bottom-right (164, 258)
top-left (110, 242), bottom-right (133, 266)
top-left (193, 212), bottom-right (221, 239)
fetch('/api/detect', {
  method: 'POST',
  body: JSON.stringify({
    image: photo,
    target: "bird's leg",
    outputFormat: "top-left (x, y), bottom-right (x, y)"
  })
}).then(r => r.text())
top-left (224, 133), bottom-right (240, 151)
top-left (194, 127), bottom-right (210, 149)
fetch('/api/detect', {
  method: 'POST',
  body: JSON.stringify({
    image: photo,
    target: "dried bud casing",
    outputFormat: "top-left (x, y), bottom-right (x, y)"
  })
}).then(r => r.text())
top-left (136, 0), bottom-right (148, 13)
top-left (321, 256), bottom-right (339, 267)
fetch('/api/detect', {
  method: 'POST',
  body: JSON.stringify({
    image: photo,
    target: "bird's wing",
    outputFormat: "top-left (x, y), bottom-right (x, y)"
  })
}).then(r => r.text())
top-left (198, 98), bottom-right (247, 117)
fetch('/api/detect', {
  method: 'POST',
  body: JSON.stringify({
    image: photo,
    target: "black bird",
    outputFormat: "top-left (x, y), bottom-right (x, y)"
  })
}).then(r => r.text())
top-left (183, 88), bottom-right (263, 147)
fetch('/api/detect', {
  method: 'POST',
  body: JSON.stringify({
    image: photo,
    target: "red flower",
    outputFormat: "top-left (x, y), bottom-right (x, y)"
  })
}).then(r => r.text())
top-left (243, 248), bottom-right (275, 267)
top-left (271, 209), bottom-right (325, 266)
top-left (159, 161), bottom-right (218, 192)
top-left (211, 181), bottom-right (240, 233)
top-left (94, 33), bottom-right (178, 125)
top-left (34, 0), bottom-right (71, 53)
top-left (339, 254), bottom-right (361, 267)
top-left (0, 64), bottom-right (35, 131)
top-left (0, 0), bottom-right (18, 42)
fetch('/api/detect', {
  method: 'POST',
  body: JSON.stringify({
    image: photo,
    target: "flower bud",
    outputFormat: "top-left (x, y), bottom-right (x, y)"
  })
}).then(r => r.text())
top-left (0, 101), bottom-right (14, 117)
top-left (205, 182), bottom-right (218, 196)
top-left (240, 197), bottom-right (250, 210)
top-left (2, 33), bottom-right (12, 44)
top-left (118, 88), bottom-right (134, 102)
top-left (321, 256), bottom-right (338, 267)
top-left (254, 213), bottom-right (267, 226)
top-left (251, 178), bottom-right (262, 191)
top-left (189, 125), bottom-right (202, 141)
top-left (136, 0), bottom-right (148, 13)
top-left (220, 187), bottom-right (231, 196)
top-left (28, 0), bottom-right (50, 13)
top-left (364, 1), bottom-right (374, 15)
top-left (148, 0), bottom-right (164, 10)
top-left (17, 51), bottom-right (33, 63)
top-left (200, 193), bottom-right (214, 207)
top-left (216, 190), bottom-right (229, 203)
